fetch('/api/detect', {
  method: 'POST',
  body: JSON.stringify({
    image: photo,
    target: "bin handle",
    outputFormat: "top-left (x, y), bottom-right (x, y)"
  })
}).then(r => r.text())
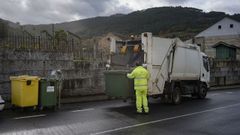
top-left (26, 80), bottom-right (32, 85)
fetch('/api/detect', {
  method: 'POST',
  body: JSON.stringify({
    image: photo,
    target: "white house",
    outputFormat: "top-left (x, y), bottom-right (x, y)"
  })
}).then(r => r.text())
top-left (196, 17), bottom-right (240, 37)
top-left (194, 17), bottom-right (240, 60)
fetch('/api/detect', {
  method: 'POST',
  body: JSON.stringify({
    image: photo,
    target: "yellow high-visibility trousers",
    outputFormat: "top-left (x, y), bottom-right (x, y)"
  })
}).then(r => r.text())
top-left (135, 89), bottom-right (149, 113)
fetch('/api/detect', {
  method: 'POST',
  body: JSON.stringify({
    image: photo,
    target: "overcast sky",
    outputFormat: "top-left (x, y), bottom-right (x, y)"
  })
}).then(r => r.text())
top-left (0, 0), bottom-right (240, 25)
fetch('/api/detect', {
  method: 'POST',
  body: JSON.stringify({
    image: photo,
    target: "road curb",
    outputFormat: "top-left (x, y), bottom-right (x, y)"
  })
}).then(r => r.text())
top-left (3, 94), bottom-right (109, 110)
top-left (210, 85), bottom-right (240, 91)
top-left (61, 94), bottom-right (109, 104)
top-left (3, 86), bottom-right (240, 110)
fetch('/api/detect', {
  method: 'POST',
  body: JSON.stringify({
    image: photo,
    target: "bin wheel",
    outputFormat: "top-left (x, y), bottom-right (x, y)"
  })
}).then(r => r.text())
top-left (39, 106), bottom-right (44, 111)
top-left (33, 106), bottom-right (37, 111)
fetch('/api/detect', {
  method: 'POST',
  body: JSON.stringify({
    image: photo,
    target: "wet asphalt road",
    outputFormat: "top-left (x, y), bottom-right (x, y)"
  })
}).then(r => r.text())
top-left (1, 89), bottom-right (240, 135)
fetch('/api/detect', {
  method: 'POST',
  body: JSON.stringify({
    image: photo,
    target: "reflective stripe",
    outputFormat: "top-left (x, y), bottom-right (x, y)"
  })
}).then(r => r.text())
top-left (135, 84), bottom-right (148, 86)
top-left (135, 78), bottom-right (146, 80)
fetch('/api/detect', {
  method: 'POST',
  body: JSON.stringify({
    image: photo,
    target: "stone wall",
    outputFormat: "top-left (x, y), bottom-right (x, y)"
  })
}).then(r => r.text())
top-left (195, 35), bottom-right (240, 59)
top-left (210, 59), bottom-right (240, 86)
top-left (0, 49), bottom-right (106, 101)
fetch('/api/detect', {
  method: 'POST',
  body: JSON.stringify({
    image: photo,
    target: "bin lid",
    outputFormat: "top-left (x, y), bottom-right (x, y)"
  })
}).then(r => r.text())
top-left (40, 78), bottom-right (58, 82)
top-left (10, 75), bottom-right (40, 81)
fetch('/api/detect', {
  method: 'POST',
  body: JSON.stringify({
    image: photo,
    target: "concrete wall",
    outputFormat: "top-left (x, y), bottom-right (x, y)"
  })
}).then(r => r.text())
top-left (195, 35), bottom-right (240, 59)
top-left (210, 59), bottom-right (240, 86)
top-left (0, 49), bottom-right (105, 101)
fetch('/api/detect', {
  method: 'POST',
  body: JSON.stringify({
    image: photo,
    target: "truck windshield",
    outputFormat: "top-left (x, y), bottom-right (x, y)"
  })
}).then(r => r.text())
top-left (203, 56), bottom-right (209, 72)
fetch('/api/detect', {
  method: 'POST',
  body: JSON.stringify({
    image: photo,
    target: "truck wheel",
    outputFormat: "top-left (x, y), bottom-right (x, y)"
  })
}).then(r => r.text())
top-left (198, 85), bottom-right (207, 99)
top-left (172, 87), bottom-right (182, 105)
top-left (191, 93), bottom-right (199, 98)
top-left (160, 94), bottom-right (166, 103)
top-left (161, 94), bottom-right (171, 104)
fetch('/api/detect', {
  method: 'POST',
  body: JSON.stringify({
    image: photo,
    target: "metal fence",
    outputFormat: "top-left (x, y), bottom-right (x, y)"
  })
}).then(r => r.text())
top-left (0, 36), bottom-right (81, 52)
top-left (0, 34), bottom-right (108, 64)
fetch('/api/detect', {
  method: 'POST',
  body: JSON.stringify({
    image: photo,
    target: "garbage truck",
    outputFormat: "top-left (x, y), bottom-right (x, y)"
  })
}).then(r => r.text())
top-left (105, 32), bottom-right (210, 104)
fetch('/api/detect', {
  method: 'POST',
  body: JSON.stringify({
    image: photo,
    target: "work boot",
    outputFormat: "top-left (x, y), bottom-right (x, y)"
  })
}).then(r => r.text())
top-left (144, 107), bottom-right (149, 114)
top-left (144, 109), bottom-right (149, 115)
top-left (136, 109), bottom-right (142, 114)
top-left (136, 111), bottom-right (142, 114)
top-left (144, 111), bottom-right (149, 115)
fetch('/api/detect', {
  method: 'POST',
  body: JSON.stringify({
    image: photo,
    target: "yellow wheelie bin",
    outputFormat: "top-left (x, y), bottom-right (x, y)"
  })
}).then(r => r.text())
top-left (10, 75), bottom-right (40, 108)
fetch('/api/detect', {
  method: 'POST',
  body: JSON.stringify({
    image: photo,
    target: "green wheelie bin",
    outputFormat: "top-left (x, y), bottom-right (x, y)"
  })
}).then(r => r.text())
top-left (104, 70), bottom-right (134, 100)
top-left (39, 79), bottom-right (58, 110)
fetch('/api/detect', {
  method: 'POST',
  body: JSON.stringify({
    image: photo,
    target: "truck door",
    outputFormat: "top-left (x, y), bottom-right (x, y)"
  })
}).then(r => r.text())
top-left (201, 55), bottom-right (210, 85)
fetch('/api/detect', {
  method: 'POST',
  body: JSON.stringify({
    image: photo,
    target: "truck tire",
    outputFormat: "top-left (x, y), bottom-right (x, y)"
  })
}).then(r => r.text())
top-left (198, 84), bottom-right (207, 99)
top-left (172, 87), bottom-right (182, 105)
top-left (161, 94), bottom-right (171, 103)
top-left (191, 93), bottom-right (198, 98)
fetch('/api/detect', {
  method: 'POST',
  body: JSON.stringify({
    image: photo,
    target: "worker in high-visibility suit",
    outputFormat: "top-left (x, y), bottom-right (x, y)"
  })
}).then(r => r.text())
top-left (127, 63), bottom-right (150, 114)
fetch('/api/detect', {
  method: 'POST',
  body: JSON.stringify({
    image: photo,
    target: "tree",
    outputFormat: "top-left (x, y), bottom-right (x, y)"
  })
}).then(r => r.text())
top-left (55, 30), bottom-right (67, 43)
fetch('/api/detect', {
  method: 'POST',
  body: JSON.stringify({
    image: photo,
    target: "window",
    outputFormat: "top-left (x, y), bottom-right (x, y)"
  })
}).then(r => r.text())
top-left (216, 45), bottom-right (236, 60)
top-left (218, 25), bottom-right (222, 29)
top-left (202, 56), bottom-right (209, 72)
top-left (230, 24), bottom-right (234, 28)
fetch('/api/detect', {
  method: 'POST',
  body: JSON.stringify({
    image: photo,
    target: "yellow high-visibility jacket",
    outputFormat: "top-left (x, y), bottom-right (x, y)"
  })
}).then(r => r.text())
top-left (127, 66), bottom-right (150, 90)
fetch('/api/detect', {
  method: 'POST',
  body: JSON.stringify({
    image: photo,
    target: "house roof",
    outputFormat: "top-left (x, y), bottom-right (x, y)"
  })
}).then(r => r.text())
top-left (212, 41), bottom-right (240, 49)
top-left (195, 17), bottom-right (240, 37)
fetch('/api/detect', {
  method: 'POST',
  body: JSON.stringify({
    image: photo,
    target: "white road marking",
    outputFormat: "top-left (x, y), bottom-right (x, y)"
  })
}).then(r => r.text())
top-left (91, 102), bottom-right (240, 135)
top-left (225, 92), bottom-right (233, 94)
top-left (70, 108), bottom-right (94, 113)
top-left (209, 93), bottom-right (220, 96)
top-left (14, 114), bottom-right (46, 120)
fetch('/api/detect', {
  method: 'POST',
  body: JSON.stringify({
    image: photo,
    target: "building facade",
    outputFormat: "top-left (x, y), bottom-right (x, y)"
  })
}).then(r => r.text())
top-left (194, 17), bottom-right (240, 86)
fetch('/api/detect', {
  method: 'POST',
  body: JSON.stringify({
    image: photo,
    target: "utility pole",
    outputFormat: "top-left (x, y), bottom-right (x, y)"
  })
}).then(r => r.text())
top-left (52, 24), bottom-right (55, 46)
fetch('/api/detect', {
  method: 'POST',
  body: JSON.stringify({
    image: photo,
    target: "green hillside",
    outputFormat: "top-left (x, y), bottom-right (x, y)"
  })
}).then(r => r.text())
top-left (72, 7), bottom-right (239, 40)
top-left (1, 6), bottom-right (240, 40)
